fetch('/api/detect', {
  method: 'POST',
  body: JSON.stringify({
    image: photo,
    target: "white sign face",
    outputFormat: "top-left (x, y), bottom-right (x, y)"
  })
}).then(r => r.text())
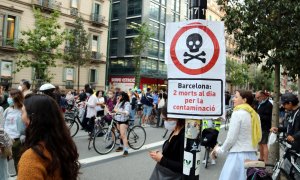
top-left (66, 68), bottom-right (74, 81)
top-left (1, 61), bottom-right (12, 77)
top-left (166, 20), bottom-right (226, 119)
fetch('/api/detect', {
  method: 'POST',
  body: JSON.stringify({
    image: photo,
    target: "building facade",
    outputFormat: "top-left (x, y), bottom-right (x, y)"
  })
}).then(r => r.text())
top-left (108, 0), bottom-right (190, 91)
top-left (108, 0), bottom-right (240, 92)
top-left (0, 0), bottom-right (110, 91)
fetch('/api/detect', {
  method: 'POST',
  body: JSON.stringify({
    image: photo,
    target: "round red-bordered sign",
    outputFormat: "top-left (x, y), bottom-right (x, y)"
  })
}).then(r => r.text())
top-left (170, 22), bottom-right (220, 75)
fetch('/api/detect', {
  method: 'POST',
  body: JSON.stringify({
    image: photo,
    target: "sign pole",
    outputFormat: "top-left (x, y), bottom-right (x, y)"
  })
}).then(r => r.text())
top-left (183, 0), bottom-right (207, 179)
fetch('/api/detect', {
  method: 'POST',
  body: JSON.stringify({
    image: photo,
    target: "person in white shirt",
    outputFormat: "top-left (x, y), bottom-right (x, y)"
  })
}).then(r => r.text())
top-left (3, 89), bottom-right (25, 174)
top-left (83, 88), bottom-right (98, 134)
top-left (95, 90), bottom-right (105, 117)
top-left (211, 90), bottom-right (262, 180)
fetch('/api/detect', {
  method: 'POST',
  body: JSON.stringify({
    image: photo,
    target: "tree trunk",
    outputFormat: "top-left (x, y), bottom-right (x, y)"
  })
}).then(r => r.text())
top-left (269, 63), bottom-right (280, 164)
top-left (134, 56), bottom-right (141, 88)
top-left (298, 76), bottom-right (300, 101)
top-left (77, 63), bottom-right (80, 92)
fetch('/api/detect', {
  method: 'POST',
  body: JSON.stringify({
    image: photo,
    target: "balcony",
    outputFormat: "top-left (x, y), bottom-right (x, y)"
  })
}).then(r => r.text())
top-left (90, 14), bottom-right (105, 26)
top-left (31, 0), bottom-right (61, 12)
top-left (0, 37), bottom-right (18, 51)
top-left (91, 52), bottom-right (104, 62)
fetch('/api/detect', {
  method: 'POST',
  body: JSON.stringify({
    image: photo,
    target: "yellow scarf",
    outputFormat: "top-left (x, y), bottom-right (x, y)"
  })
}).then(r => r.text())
top-left (234, 103), bottom-right (262, 147)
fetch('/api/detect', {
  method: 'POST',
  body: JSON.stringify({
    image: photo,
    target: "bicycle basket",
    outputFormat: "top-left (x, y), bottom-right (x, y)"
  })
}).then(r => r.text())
top-left (200, 128), bottom-right (219, 148)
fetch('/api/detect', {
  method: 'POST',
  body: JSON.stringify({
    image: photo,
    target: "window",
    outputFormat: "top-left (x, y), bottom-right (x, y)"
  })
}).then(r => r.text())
top-left (160, 7), bottom-right (166, 23)
top-left (149, 2), bottom-right (159, 21)
top-left (159, 25), bottom-right (165, 41)
top-left (112, 3), bottom-right (120, 19)
top-left (0, 61), bottom-right (12, 77)
top-left (64, 67), bottom-right (75, 81)
top-left (71, 0), bottom-right (78, 8)
top-left (128, 0), bottom-right (142, 17)
top-left (149, 21), bottom-right (159, 40)
top-left (125, 38), bottom-right (133, 55)
top-left (173, 13), bottom-right (180, 22)
top-left (94, 3), bottom-right (101, 15)
top-left (148, 40), bottom-right (159, 58)
top-left (1, 14), bottom-right (19, 47)
top-left (110, 39), bottom-right (118, 56)
top-left (175, 0), bottom-right (180, 12)
top-left (6, 15), bottom-right (16, 41)
top-left (126, 18), bottom-right (141, 36)
top-left (89, 69), bottom-right (97, 83)
top-left (111, 21), bottom-right (118, 37)
top-left (159, 43), bottom-right (164, 59)
top-left (91, 35), bottom-right (100, 59)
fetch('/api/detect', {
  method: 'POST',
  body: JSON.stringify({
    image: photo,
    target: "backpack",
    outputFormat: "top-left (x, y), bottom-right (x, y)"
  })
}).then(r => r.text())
top-left (141, 93), bottom-right (153, 106)
top-left (201, 128), bottom-right (219, 148)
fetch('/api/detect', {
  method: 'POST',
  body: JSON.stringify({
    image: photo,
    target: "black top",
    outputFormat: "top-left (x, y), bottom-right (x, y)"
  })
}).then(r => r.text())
top-left (279, 107), bottom-right (300, 152)
top-left (159, 128), bottom-right (185, 174)
top-left (257, 100), bottom-right (273, 131)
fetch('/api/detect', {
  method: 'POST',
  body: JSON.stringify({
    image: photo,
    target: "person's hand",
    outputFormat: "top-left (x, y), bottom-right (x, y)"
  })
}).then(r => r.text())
top-left (270, 127), bottom-right (278, 133)
top-left (287, 135), bottom-right (295, 143)
top-left (149, 150), bottom-right (163, 162)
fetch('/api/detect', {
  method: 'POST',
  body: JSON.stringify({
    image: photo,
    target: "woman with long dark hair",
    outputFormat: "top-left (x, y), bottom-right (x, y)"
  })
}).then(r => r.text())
top-left (18, 94), bottom-right (80, 180)
top-left (149, 102), bottom-right (185, 179)
top-left (113, 91), bottom-right (131, 157)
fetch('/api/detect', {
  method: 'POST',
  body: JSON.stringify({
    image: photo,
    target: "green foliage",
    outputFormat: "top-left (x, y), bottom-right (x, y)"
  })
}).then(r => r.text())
top-left (64, 16), bottom-right (91, 90)
top-left (64, 16), bottom-right (91, 66)
top-left (248, 66), bottom-right (274, 91)
top-left (218, 0), bottom-right (300, 76)
top-left (226, 58), bottom-right (249, 86)
top-left (129, 22), bottom-right (154, 87)
top-left (16, 8), bottom-right (65, 83)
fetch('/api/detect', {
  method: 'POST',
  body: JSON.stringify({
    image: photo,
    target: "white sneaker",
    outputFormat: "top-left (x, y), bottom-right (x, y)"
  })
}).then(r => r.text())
top-left (211, 159), bottom-right (216, 165)
top-left (202, 160), bottom-right (206, 164)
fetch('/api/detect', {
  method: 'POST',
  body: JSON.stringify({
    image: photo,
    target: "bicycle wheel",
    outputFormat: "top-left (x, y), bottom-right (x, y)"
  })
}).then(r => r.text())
top-left (128, 125), bottom-right (146, 150)
top-left (66, 118), bottom-right (79, 137)
top-left (93, 128), bottom-right (116, 155)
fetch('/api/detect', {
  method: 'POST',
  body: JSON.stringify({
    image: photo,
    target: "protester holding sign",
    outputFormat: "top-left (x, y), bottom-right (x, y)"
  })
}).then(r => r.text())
top-left (149, 103), bottom-right (185, 179)
top-left (211, 90), bottom-right (262, 180)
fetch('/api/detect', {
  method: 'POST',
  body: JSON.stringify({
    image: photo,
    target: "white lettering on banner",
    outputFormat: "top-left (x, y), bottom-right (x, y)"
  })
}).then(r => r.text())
top-left (111, 77), bottom-right (135, 83)
top-left (167, 78), bottom-right (223, 119)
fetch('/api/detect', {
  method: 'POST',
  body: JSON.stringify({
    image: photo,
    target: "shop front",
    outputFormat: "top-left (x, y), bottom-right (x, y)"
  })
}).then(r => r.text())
top-left (109, 75), bottom-right (167, 92)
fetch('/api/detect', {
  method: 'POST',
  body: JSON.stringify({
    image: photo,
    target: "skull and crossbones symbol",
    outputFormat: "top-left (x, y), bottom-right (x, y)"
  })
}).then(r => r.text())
top-left (183, 33), bottom-right (206, 64)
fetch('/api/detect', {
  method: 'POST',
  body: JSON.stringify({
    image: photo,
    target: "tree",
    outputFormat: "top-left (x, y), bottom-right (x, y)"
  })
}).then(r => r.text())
top-left (129, 22), bottom-right (154, 88)
top-left (226, 58), bottom-right (249, 88)
top-left (218, 0), bottom-right (300, 164)
top-left (16, 8), bottom-right (65, 87)
top-left (248, 67), bottom-right (274, 92)
top-left (64, 16), bottom-right (91, 91)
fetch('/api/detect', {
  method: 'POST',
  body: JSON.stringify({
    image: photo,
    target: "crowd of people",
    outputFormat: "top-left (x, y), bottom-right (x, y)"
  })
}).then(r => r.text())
top-left (0, 77), bottom-right (299, 180)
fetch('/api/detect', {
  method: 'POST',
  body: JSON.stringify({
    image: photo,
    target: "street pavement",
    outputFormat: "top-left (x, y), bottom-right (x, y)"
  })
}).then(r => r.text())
top-left (7, 122), bottom-right (229, 180)
top-left (77, 123), bottom-right (229, 180)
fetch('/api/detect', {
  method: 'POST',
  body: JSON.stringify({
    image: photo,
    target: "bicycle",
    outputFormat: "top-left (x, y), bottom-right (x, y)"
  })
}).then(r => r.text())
top-left (64, 103), bottom-right (84, 137)
top-left (245, 137), bottom-right (300, 180)
top-left (92, 114), bottom-right (147, 155)
top-left (225, 107), bottom-right (232, 131)
top-left (87, 115), bottom-right (106, 151)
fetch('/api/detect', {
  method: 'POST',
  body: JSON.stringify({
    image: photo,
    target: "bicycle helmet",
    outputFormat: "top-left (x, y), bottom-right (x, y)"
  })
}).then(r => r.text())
top-left (39, 83), bottom-right (55, 91)
top-left (281, 93), bottom-right (299, 105)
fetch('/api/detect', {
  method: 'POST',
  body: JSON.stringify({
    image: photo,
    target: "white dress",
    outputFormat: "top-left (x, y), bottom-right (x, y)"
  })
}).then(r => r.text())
top-left (218, 109), bottom-right (261, 180)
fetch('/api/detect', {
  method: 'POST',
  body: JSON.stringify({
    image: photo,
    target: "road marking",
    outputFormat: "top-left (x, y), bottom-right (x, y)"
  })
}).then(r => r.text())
top-left (79, 123), bottom-right (228, 166)
top-left (79, 140), bottom-right (165, 166)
